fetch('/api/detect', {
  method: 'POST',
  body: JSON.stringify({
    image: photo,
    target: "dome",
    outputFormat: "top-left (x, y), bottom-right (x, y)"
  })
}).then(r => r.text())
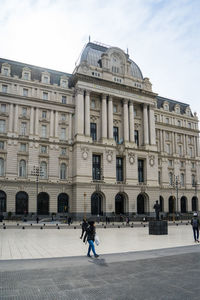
top-left (80, 42), bottom-right (143, 80)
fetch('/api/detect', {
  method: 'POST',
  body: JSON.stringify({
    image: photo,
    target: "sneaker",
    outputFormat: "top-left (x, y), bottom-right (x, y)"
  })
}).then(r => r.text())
top-left (94, 254), bottom-right (99, 258)
top-left (87, 254), bottom-right (92, 257)
top-left (197, 240), bottom-right (200, 243)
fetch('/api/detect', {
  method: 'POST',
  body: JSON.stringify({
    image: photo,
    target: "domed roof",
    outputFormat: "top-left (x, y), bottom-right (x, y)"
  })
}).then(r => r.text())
top-left (80, 42), bottom-right (143, 80)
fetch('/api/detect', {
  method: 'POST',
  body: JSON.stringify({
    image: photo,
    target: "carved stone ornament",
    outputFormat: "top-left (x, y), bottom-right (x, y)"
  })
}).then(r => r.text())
top-left (117, 143), bottom-right (125, 155)
top-left (128, 152), bottom-right (135, 164)
top-left (106, 150), bottom-right (113, 163)
top-left (81, 147), bottom-right (89, 160)
top-left (149, 155), bottom-right (155, 167)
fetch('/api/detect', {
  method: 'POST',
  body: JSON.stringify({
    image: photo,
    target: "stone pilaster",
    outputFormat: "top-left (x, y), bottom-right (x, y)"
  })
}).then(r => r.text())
top-left (75, 88), bottom-right (84, 136)
top-left (108, 96), bottom-right (113, 139)
top-left (143, 104), bottom-right (149, 145)
top-left (30, 107), bottom-right (34, 135)
top-left (50, 110), bottom-right (54, 137)
top-left (55, 111), bottom-right (58, 138)
top-left (68, 113), bottom-right (72, 142)
top-left (123, 99), bottom-right (129, 142)
top-left (14, 104), bottom-right (18, 134)
top-left (35, 108), bottom-right (39, 136)
top-left (9, 103), bottom-right (13, 132)
top-left (129, 101), bottom-right (134, 143)
top-left (149, 105), bottom-right (156, 145)
top-left (85, 90), bottom-right (90, 136)
top-left (101, 94), bottom-right (107, 139)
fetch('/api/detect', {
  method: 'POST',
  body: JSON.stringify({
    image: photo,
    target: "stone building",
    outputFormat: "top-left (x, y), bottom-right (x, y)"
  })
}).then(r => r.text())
top-left (0, 41), bottom-right (199, 218)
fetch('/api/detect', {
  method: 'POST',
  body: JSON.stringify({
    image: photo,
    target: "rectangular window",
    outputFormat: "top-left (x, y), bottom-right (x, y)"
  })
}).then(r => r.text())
top-left (20, 143), bottom-right (27, 152)
top-left (61, 114), bottom-right (66, 121)
top-left (0, 120), bottom-right (6, 133)
top-left (180, 161), bottom-right (185, 168)
top-left (41, 125), bottom-right (47, 138)
top-left (24, 72), bottom-right (29, 80)
top-left (91, 100), bottom-right (95, 109)
top-left (178, 145), bottom-right (182, 156)
top-left (61, 147), bottom-right (66, 155)
top-left (138, 159), bottom-right (144, 183)
top-left (40, 145), bottom-right (47, 154)
top-left (92, 155), bottom-right (101, 180)
top-left (0, 141), bottom-right (4, 149)
top-left (90, 123), bottom-right (97, 141)
top-left (20, 122), bottom-right (27, 135)
top-left (3, 68), bottom-right (9, 76)
top-left (43, 76), bottom-right (49, 84)
top-left (180, 173), bottom-right (185, 187)
top-left (158, 171), bottom-right (161, 185)
top-left (60, 128), bottom-right (66, 140)
top-left (113, 105), bottom-right (117, 113)
top-left (116, 157), bottom-right (123, 182)
top-left (42, 111), bottom-right (47, 119)
top-left (62, 95), bottom-right (66, 104)
top-left (1, 104), bottom-right (6, 113)
top-left (134, 130), bottom-right (139, 146)
top-left (113, 126), bottom-right (119, 143)
top-left (168, 160), bottom-right (173, 167)
top-left (166, 144), bottom-right (171, 154)
top-left (61, 80), bottom-right (67, 87)
top-left (43, 92), bottom-right (48, 100)
top-left (23, 88), bottom-right (28, 97)
top-left (22, 107), bottom-right (27, 117)
top-left (2, 85), bottom-right (8, 93)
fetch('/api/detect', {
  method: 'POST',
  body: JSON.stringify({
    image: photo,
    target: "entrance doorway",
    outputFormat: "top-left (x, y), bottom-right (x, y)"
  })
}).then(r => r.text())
top-left (37, 192), bottom-right (49, 215)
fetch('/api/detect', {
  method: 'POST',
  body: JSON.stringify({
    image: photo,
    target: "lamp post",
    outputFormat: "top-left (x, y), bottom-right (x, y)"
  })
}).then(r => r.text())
top-left (173, 175), bottom-right (181, 219)
top-left (31, 166), bottom-right (43, 214)
top-left (84, 192), bottom-right (87, 220)
top-left (95, 168), bottom-right (104, 220)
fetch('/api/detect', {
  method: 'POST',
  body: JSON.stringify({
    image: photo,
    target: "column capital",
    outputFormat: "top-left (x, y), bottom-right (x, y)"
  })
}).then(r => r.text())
top-left (129, 100), bottom-right (134, 105)
top-left (85, 90), bottom-right (91, 97)
top-left (101, 93), bottom-right (107, 100)
top-left (123, 98), bottom-right (128, 105)
top-left (75, 87), bottom-right (84, 96)
top-left (108, 95), bottom-right (113, 102)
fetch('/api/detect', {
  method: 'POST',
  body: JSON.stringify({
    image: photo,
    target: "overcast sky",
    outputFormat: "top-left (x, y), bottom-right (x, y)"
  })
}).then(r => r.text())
top-left (0, 0), bottom-right (199, 116)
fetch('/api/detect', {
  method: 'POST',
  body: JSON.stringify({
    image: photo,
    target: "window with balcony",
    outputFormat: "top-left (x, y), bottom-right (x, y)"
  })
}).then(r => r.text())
top-left (43, 92), bottom-right (48, 100)
top-left (2, 85), bottom-right (8, 93)
top-left (22, 107), bottom-right (27, 117)
top-left (90, 123), bottom-right (97, 141)
top-left (42, 111), bottom-right (47, 119)
top-left (20, 143), bottom-right (26, 152)
top-left (0, 141), bottom-right (4, 150)
top-left (116, 157), bottom-right (123, 182)
top-left (92, 155), bottom-right (101, 180)
top-left (1, 104), bottom-right (6, 113)
top-left (62, 95), bottom-right (66, 104)
top-left (40, 145), bottom-right (47, 154)
top-left (40, 161), bottom-right (47, 179)
top-left (135, 130), bottom-right (139, 146)
top-left (168, 160), bottom-right (173, 167)
top-left (0, 120), bottom-right (5, 133)
top-left (20, 122), bottom-right (27, 136)
top-left (0, 158), bottom-right (5, 176)
top-left (113, 126), bottom-right (119, 143)
top-left (138, 159), bottom-right (144, 183)
top-left (19, 160), bottom-right (26, 177)
top-left (60, 163), bottom-right (66, 179)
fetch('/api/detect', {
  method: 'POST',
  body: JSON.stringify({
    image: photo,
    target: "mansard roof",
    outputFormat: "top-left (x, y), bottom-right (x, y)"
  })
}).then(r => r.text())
top-left (156, 96), bottom-right (191, 115)
top-left (0, 58), bottom-right (71, 85)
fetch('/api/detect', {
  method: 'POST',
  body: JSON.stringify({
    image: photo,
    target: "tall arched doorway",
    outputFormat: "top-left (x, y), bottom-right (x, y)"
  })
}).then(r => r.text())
top-left (16, 191), bottom-right (28, 214)
top-left (0, 190), bottom-right (6, 212)
top-left (168, 196), bottom-right (175, 213)
top-left (58, 193), bottom-right (69, 213)
top-left (115, 193), bottom-right (125, 215)
top-left (37, 192), bottom-right (49, 215)
top-left (180, 196), bottom-right (187, 213)
top-left (137, 193), bottom-right (149, 214)
top-left (192, 196), bottom-right (198, 211)
top-left (159, 196), bottom-right (164, 212)
top-left (91, 193), bottom-right (102, 215)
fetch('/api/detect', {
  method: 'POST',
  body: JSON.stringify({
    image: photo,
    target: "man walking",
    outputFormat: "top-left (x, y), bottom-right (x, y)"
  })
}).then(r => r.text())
top-left (191, 212), bottom-right (200, 242)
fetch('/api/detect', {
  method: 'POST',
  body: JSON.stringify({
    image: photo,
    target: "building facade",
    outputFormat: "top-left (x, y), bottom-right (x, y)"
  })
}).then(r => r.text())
top-left (0, 41), bottom-right (199, 218)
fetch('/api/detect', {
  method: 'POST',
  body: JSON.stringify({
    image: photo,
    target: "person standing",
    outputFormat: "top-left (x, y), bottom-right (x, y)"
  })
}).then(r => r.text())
top-left (80, 219), bottom-right (88, 239)
top-left (83, 221), bottom-right (99, 258)
top-left (191, 212), bottom-right (200, 242)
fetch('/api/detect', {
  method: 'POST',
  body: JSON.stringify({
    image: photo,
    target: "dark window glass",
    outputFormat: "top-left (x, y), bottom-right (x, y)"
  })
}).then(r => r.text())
top-left (93, 155), bottom-right (101, 180)
top-left (116, 157), bottom-right (123, 182)
top-left (58, 193), bottom-right (69, 213)
top-left (113, 127), bottom-right (119, 143)
top-left (135, 130), bottom-right (139, 146)
top-left (90, 123), bottom-right (97, 141)
top-left (138, 159), bottom-right (144, 182)
top-left (16, 191), bottom-right (28, 214)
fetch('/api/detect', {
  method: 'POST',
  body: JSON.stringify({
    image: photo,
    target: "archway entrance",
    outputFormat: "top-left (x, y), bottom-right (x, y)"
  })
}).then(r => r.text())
top-left (16, 191), bottom-right (28, 214)
top-left (58, 193), bottom-right (69, 213)
top-left (115, 193), bottom-right (125, 214)
top-left (91, 193), bottom-right (102, 215)
top-left (137, 193), bottom-right (148, 214)
top-left (0, 190), bottom-right (6, 212)
top-left (180, 196), bottom-right (187, 213)
top-left (192, 196), bottom-right (198, 211)
top-left (37, 192), bottom-right (49, 215)
top-left (168, 196), bottom-right (175, 213)
top-left (159, 196), bottom-right (164, 212)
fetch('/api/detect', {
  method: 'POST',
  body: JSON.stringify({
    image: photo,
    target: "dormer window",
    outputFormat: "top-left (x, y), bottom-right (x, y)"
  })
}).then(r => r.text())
top-left (60, 77), bottom-right (68, 88)
top-left (24, 72), bottom-right (29, 80)
top-left (43, 76), bottom-right (49, 84)
top-left (22, 68), bottom-right (31, 80)
top-left (3, 68), bottom-right (9, 76)
top-left (41, 72), bottom-right (50, 84)
top-left (1, 63), bottom-right (11, 76)
top-left (175, 105), bottom-right (180, 114)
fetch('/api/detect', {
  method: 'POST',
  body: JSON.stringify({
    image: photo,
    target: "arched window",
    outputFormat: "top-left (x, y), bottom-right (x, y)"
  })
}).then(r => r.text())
top-left (40, 161), bottom-right (47, 179)
top-left (19, 160), bottom-right (26, 177)
top-left (0, 158), bottom-right (4, 176)
top-left (60, 163), bottom-right (66, 180)
top-left (37, 192), bottom-right (49, 215)
top-left (0, 190), bottom-right (6, 212)
top-left (58, 193), bottom-right (69, 213)
top-left (16, 191), bottom-right (28, 214)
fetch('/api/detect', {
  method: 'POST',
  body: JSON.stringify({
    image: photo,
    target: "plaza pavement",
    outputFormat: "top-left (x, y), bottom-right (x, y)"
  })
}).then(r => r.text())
top-left (1, 223), bottom-right (200, 299)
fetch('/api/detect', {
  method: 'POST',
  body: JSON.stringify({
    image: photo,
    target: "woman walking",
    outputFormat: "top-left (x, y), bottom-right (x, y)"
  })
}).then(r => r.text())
top-left (83, 220), bottom-right (99, 258)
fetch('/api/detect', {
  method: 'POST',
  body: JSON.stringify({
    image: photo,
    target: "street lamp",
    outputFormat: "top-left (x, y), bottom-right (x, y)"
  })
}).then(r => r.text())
top-left (173, 175), bottom-right (181, 218)
top-left (84, 192), bottom-right (87, 219)
top-left (31, 166), bottom-right (44, 214)
top-left (95, 168), bottom-right (104, 219)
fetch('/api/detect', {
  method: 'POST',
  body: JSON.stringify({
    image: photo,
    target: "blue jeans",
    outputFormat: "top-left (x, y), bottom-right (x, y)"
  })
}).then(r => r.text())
top-left (87, 240), bottom-right (97, 256)
top-left (193, 227), bottom-right (199, 241)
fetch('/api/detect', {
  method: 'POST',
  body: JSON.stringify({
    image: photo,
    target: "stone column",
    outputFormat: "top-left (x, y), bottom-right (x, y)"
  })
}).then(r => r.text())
top-left (159, 130), bottom-right (163, 152)
top-left (101, 94), bottom-right (107, 139)
top-left (50, 110), bottom-right (54, 137)
top-left (174, 133), bottom-right (177, 154)
top-left (85, 91), bottom-right (90, 136)
top-left (108, 96), bottom-right (113, 139)
top-left (68, 113), bottom-right (72, 141)
top-left (9, 103), bottom-right (13, 132)
top-left (14, 104), bottom-right (18, 133)
top-left (55, 111), bottom-right (58, 138)
top-left (143, 104), bottom-right (149, 145)
top-left (30, 107), bottom-right (34, 135)
top-left (149, 105), bottom-right (156, 145)
top-left (129, 101), bottom-right (134, 142)
top-left (75, 88), bottom-right (84, 136)
top-left (196, 136), bottom-right (199, 157)
top-left (35, 108), bottom-right (39, 135)
top-left (183, 134), bottom-right (186, 156)
top-left (123, 99), bottom-right (129, 142)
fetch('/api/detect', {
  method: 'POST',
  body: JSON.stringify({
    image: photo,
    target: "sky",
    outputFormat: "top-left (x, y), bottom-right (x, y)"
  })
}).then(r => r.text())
top-left (0, 0), bottom-right (200, 116)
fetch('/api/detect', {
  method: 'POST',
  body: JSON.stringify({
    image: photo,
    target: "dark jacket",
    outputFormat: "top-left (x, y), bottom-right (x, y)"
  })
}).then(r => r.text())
top-left (83, 225), bottom-right (96, 242)
top-left (82, 220), bottom-right (88, 231)
top-left (191, 217), bottom-right (200, 228)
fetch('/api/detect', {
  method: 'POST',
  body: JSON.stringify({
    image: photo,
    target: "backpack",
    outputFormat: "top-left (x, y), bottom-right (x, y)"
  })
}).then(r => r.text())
top-left (193, 218), bottom-right (198, 228)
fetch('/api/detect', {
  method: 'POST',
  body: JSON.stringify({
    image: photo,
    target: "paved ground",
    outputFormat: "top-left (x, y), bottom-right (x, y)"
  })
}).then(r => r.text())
top-left (1, 224), bottom-right (199, 299)
top-left (1, 245), bottom-right (200, 299)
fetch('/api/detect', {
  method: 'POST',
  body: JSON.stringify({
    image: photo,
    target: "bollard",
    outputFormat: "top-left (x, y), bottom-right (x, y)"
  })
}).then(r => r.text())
top-left (56, 224), bottom-right (58, 226)
top-left (43, 224), bottom-right (45, 226)
top-left (22, 226), bottom-right (25, 230)
top-left (3, 226), bottom-right (6, 229)
top-left (74, 226), bottom-right (76, 229)
top-left (104, 226), bottom-right (106, 229)
top-left (57, 226), bottom-right (60, 229)
top-left (131, 225), bottom-right (133, 228)
top-left (118, 225), bottom-right (120, 228)
top-left (17, 223), bottom-right (19, 226)
top-left (176, 223), bottom-right (178, 226)
top-left (30, 224), bottom-right (32, 226)
top-left (143, 225), bottom-right (145, 227)
top-left (40, 226), bottom-right (43, 229)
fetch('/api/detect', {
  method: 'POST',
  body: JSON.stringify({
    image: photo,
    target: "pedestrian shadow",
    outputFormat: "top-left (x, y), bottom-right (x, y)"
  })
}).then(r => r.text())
top-left (88, 258), bottom-right (108, 267)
